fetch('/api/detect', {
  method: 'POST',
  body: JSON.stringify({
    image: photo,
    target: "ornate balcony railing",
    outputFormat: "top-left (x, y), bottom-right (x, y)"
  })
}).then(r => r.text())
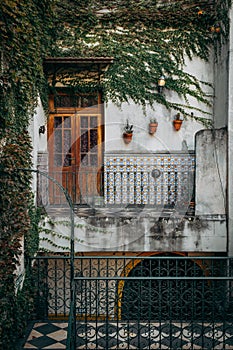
top-left (104, 153), bottom-right (195, 208)
top-left (38, 152), bottom-right (195, 211)
top-left (31, 255), bottom-right (233, 349)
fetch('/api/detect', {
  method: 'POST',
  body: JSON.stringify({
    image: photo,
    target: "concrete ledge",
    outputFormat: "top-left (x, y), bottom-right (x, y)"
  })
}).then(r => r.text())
top-left (39, 213), bottom-right (227, 253)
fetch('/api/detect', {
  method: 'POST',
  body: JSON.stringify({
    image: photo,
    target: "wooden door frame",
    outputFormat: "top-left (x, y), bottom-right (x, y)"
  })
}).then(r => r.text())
top-left (48, 91), bottom-right (104, 205)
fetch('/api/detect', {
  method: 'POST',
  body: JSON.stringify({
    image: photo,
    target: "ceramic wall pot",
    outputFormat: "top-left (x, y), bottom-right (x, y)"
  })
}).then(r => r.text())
top-left (173, 119), bottom-right (182, 131)
top-left (149, 122), bottom-right (158, 135)
top-left (123, 132), bottom-right (133, 144)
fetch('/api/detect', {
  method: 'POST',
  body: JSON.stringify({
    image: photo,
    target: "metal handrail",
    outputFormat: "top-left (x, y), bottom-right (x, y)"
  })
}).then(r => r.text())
top-left (31, 255), bottom-right (233, 260)
top-left (74, 276), bottom-right (233, 281)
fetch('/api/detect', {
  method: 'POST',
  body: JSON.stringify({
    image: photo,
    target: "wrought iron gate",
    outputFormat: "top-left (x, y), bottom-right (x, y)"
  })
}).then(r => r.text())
top-left (32, 256), bottom-right (233, 349)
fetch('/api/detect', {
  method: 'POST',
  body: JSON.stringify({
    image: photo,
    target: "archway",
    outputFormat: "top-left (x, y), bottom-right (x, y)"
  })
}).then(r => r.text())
top-left (120, 253), bottom-right (218, 321)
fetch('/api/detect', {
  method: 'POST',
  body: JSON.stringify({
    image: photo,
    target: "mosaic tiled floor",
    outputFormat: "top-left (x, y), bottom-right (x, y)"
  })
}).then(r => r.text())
top-left (23, 322), bottom-right (68, 349)
top-left (22, 321), bottom-right (233, 349)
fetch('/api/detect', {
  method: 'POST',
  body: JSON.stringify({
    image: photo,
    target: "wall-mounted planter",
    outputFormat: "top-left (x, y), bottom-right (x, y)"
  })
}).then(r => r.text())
top-left (173, 119), bottom-right (183, 131)
top-left (123, 120), bottom-right (133, 144)
top-left (149, 122), bottom-right (158, 135)
top-left (123, 132), bottom-right (133, 144)
top-left (173, 114), bottom-right (183, 131)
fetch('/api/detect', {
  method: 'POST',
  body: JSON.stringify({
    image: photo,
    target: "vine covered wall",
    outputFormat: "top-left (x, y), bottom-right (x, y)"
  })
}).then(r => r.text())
top-left (0, 0), bottom-right (231, 124)
top-left (0, 1), bottom-right (53, 348)
top-left (48, 0), bottom-right (231, 120)
top-left (0, 130), bottom-right (35, 349)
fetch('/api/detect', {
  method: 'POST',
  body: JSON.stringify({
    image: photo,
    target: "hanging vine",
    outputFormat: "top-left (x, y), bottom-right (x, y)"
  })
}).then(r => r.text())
top-left (0, 0), bottom-right (231, 126)
top-left (47, 0), bottom-right (231, 121)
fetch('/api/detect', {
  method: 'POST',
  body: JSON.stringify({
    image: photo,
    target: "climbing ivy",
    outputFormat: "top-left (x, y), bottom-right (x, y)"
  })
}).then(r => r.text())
top-left (0, 0), bottom-right (54, 131)
top-left (0, 3), bottom-right (54, 346)
top-left (47, 0), bottom-right (231, 119)
top-left (0, 0), bottom-right (231, 125)
top-left (0, 129), bottom-right (34, 349)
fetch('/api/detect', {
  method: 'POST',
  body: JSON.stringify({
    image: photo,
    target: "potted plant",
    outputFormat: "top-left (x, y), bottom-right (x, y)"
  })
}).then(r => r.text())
top-left (123, 120), bottom-right (133, 144)
top-left (149, 118), bottom-right (158, 135)
top-left (173, 113), bottom-right (183, 131)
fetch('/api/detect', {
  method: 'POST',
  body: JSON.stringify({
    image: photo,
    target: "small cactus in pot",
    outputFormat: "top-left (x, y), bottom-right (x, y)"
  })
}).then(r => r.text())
top-left (123, 120), bottom-right (134, 144)
top-left (149, 118), bottom-right (158, 135)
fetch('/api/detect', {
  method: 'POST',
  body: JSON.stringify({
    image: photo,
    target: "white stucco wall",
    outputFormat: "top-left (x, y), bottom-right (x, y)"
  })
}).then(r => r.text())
top-left (214, 42), bottom-right (229, 128)
top-left (195, 128), bottom-right (227, 216)
top-left (105, 56), bottom-right (213, 153)
top-left (39, 214), bottom-right (226, 253)
top-left (28, 97), bottom-right (47, 198)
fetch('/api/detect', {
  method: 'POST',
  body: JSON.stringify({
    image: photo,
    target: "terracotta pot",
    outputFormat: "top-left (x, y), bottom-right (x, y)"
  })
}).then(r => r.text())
top-left (173, 119), bottom-right (183, 131)
top-left (123, 132), bottom-right (133, 144)
top-left (149, 122), bottom-right (158, 135)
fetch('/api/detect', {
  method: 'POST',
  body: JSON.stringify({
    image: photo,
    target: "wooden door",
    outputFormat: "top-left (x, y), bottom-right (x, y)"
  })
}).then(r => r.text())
top-left (48, 114), bottom-right (75, 204)
top-left (77, 114), bottom-right (103, 205)
top-left (48, 98), bottom-right (103, 205)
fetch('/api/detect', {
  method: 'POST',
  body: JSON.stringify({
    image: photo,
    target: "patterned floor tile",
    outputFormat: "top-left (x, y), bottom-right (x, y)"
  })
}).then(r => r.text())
top-left (27, 330), bottom-right (43, 341)
top-left (47, 329), bottom-right (67, 342)
top-left (34, 323), bottom-right (61, 335)
top-left (27, 335), bottom-right (55, 348)
top-left (23, 343), bottom-right (37, 349)
top-left (23, 322), bottom-right (68, 349)
top-left (22, 321), bottom-right (233, 349)
top-left (43, 343), bottom-right (66, 349)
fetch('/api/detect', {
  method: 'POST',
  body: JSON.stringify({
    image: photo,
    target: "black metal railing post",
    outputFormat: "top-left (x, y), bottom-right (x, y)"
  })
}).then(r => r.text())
top-left (67, 283), bottom-right (76, 350)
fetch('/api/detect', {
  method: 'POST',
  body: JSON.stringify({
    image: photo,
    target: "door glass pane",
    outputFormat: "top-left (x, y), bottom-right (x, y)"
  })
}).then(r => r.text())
top-left (81, 153), bottom-right (88, 166)
top-left (81, 116), bottom-right (88, 128)
top-left (81, 132), bottom-right (88, 153)
top-left (64, 130), bottom-right (71, 154)
top-left (64, 154), bottom-right (71, 167)
top-left (90, 116), bottom-right (97, 128)
top-left (64, 116), bottom-right (71, 128)
top-left (54, 154), bottom-right (62, 166)
top-left (90, 129), bottom-right (98, 149)
top-left (54, 130), bottom-right (62, 153)
top-left (90, 154), bottom-right (98, 166)
top-left (54, 117), bottom-right (62, 128)
top-left (55, 95), bottom-right (79, 108)
top-left (81, 95), bottom-right (98, 108)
